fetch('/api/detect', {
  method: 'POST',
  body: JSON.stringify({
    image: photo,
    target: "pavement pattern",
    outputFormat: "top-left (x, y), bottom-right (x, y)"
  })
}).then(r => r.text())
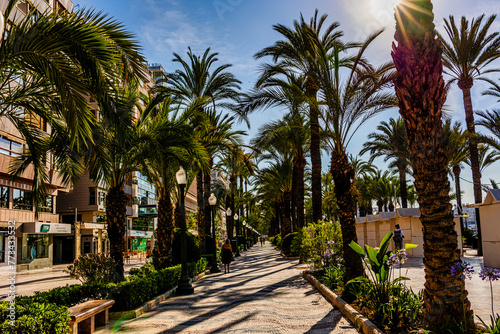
top-left (98, 243), bottom-right (359, 334)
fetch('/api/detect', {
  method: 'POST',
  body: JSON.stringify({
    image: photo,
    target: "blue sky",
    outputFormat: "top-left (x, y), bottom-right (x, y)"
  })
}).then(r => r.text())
top-left (77, 0), bottom-right (500, 204)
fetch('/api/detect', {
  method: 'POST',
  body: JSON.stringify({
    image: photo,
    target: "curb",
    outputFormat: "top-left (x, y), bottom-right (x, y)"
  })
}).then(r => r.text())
top-left (303, 271), bottom-right (384, 334)
top-left (280, 252), bottom-right (300, 260)
top-left (110, 269), bottom-right (209, 320)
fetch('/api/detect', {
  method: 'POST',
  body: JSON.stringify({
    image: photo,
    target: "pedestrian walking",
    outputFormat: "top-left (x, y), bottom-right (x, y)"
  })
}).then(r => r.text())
top-left (221, 239), bottom-right (233, 273)
top-left (393, 224), bottom-right (405, 250)
top-left (260, 235), bottom-right (264, 247)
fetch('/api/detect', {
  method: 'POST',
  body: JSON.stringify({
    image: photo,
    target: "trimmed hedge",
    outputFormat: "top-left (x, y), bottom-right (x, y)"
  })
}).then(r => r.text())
top-left (282, 232), bottom-right (300, 256)
top-left (172, 228), bottom-right (201, 265)
top-left (0, 301), bottom-right (70, 334)
top-left (187, 257), bottom-right (208, 278)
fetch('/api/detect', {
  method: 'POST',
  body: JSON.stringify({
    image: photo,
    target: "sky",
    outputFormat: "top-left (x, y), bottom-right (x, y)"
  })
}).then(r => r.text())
top-left (76, 0), bottom-right (500, 205)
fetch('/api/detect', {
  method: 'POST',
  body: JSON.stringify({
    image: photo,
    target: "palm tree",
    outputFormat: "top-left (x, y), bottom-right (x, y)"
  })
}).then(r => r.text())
top-left (254, 10), bottom-right (343, 223)
top-left (467, 144), bottom-right (500, 174)
top-left (392, 0), bottom-right (473, 328)
top-left (442, 120), bottom-right (468, 233)
top-left (361, 118), bottom-right (410, 208)
top-left (247, 73), bottom-right (310, 230)
top-left (476, 109), bottom-right (500, 153)
top-left (439, 14), bottom-right (500, 255)
top-left (319, 31), bottom-right (396, 282)
top-left (169, 47), bottom-right (242, 252)
top-left (1, 1), bottom-right (147, 209)
top-left (138, 95), bottom-right (208, 269)
top-left (85, 82), bottom-right (156, 280)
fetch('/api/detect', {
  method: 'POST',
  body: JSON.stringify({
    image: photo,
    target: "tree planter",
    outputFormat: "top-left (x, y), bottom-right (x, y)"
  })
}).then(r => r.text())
top-left (303, 270), bottom-right (384, 334)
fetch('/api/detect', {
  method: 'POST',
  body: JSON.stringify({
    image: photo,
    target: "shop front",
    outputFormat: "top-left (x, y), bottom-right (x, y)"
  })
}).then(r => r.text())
top-left (17, 222), bottom-right (72, 271)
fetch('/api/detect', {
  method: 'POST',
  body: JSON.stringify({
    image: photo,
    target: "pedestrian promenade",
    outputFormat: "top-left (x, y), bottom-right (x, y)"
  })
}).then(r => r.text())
top-left (98, 243), bottom-right (359, 333)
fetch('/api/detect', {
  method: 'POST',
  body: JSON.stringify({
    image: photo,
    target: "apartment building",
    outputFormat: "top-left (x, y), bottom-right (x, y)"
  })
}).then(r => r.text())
top-left (0, 0), bottom-right (74, 271)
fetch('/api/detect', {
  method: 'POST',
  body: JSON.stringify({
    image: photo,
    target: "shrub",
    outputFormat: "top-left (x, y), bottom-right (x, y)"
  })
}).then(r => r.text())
top-left (462, 228), bottom-right (478, 248)
top-left (109, 265), bottom-right (181, 311)
top-left (64, 253), bottom-right (117, 284)
top-left (282, 232), bottom-right (299, 256)
top-left (172, 228), bottom-right (201, 265)
top-left (0, 301), bottom-right (70, 334)
top-left (16, 284), bottom-right (107, 308)
top-left (298, 221), bottom-right (343, 268)
top-left (269, 235), bottom-right (282, 248)
top-left (128, 261), bottom-right (156, 279)
top-left (187, 257), bottom-right (208, 278)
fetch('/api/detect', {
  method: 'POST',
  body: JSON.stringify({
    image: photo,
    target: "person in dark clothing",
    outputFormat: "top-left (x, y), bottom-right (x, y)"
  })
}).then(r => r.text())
top-left (393, 224), bottom-right (405, 250)
top-left (221, 239), bottom-right (233, 273)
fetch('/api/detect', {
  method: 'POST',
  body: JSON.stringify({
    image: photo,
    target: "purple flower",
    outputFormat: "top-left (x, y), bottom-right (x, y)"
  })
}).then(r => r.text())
top-left (323, 248), bottom-right (334, 258)
top-left (387, 249), bottom-right (408, 266)
top-left (479, 267), bottom-right (500, 282)
top-left (451, 261), bottom-right (474, 280)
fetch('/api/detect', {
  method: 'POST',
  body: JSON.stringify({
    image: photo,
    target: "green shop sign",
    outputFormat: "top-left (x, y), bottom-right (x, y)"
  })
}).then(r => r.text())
top-left (132, 238), bottom-right (147, 251)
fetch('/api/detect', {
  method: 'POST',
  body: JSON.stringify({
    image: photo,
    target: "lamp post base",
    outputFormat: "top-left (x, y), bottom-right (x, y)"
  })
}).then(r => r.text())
top-left (210, 263), bottom-right (221, 273)
top-left (176, 276), bottom-right (194, 295)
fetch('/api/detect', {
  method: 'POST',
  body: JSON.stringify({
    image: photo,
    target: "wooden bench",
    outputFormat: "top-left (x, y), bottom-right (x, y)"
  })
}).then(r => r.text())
top-left (68, 299), bottom-right (115, 334)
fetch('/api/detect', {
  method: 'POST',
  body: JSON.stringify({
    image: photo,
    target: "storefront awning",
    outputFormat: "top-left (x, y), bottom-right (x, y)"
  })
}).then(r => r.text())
top-left (23, 222), bottom-right (72, 234)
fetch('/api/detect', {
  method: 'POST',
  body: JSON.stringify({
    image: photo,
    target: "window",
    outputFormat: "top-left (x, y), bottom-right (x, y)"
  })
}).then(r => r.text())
top-left (40, 195), bottom-right (53, 213)
top-left (22, 235), bottom-right (49, 260)
top-left (0, 187), bottom-right (8, 208)
top-left (89, 187), bottom-right (96, 205)
top-left (0, 135), bottom-right (23, 157)
top-left (13, 189), bottom-right (32, 210)
top-left (98, 191), bottom-right (106, 207)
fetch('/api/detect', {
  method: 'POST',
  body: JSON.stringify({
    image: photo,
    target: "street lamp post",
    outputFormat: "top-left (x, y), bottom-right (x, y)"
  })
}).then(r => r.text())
top-left (208, 193), bottom-right (220, 273)
top-left (242, 221), bottom-right (247, 251)
top-left (176, 167), bottom-right (194, 295)
top-left (234, 213), bottom-right (240, 257)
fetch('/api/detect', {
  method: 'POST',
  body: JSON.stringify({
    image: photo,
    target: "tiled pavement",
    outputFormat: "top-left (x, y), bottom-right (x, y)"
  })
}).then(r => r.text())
top-left (97, 243), bottom-right (359, 334)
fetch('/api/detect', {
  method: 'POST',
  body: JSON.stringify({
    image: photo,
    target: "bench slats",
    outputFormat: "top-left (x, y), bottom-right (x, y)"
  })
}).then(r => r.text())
top-left (68, 300), bottom-right (114, 334)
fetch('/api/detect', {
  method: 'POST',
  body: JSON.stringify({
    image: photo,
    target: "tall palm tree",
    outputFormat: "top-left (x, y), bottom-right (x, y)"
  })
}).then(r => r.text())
top-left (169, 47), bottom-right (242, 252)
top-left (85, 82), bottom-right (155, 280)
top-left (361, 118), bottom-right (410, 208)
top-left (442, 120), bottom-right (468, 233)
top-left (319, 31), bottom-right (396, 282)
top-left (1, 1), bottom-right (147, 209)
top-left (439, 14), bottom-right (500, 255)
top-left (392, 0), bottom-right (473, 328)
top-left (247, 73), bottom-right (310, 230)
top-left (467, 144), bottom-right (500, 174)
top-left (254, 10), bottom-right (343, 223)
top-left (138, 95), bottom-right (208, 269)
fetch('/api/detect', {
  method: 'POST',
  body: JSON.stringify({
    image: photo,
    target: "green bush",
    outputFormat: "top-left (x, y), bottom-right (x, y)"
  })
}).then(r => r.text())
top-left (109, 265), bottom-right (181, 311)
top-left (128, 261), bottom-right (156, 279)
top-left (282, 232), bottom-right (299, 256)
top-left (15, 265), bottom-right (182, 312)
top-left (64, 253), bottom-right (117, 284)
top-left (269, 235), bottom-right (282, 248)
top-left (298, 221), bottom-right (343, 268)
top-left (0, 301), bottom-right (70, 334)
top-left (187, 257), bottom-right (208, 278)
top-left (172, 228), bottom-right (201, 265)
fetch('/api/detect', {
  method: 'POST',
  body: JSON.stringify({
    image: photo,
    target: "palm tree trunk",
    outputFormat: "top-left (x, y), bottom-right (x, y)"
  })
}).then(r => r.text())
top-left (307, 83), bottom-right (322, 223)
top-left (226, 195), bottom-right (233, 240)
top-left (453, 166), bottom-right (465, 234)
top-left (392, 2), bottom-right (474, 328)
top-left (398, 165), bottom-right (408, 208)
top-left (330, 149), bottom-right (364, 282)
top-left (291, 163), bottom-right (298, 230)
top-left (461, 86), bottom-right (483, 256)
top-left (196, 171), bottom-right (206, 252)
top-left (106, 185), bottom-right (128, 281)
top-left (155, 192), bottom-right (174, 269)
top-left (296, 155), bottom-right (306, 230)
top-left (203, 169), bottom-right (212, 249)
top-left (377, 200), bottom-right (383, 213)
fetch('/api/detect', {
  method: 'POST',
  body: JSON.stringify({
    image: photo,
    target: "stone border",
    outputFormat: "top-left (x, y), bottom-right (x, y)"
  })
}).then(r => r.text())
top-left (303, 271), bottom-right (384, 334)
top-left (110, 269), bottom-right (209, 320)
top-left (280, 252), bottom-right (300, 260)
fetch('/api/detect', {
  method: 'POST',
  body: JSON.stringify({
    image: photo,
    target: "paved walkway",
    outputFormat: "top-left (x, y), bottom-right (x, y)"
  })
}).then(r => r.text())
top-left (0, 260), bottom-right (145, 298)
top-left (400, 249), bottom-right (500, 322)
top-left (98, 243), bottom-right (359, 334)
